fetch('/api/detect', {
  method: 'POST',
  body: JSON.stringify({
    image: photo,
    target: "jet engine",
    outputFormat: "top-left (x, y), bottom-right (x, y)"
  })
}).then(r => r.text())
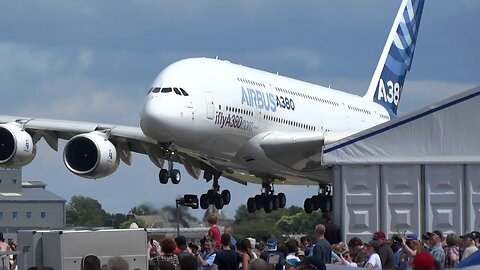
top-left (0, 123), bottom-right (36, 167)
top-left (63, 131), bottom-right (119, 179)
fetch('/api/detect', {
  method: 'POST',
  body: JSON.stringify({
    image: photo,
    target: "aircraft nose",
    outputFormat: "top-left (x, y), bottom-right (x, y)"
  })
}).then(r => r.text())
top-left (140, 96), bottom-right (177, 140)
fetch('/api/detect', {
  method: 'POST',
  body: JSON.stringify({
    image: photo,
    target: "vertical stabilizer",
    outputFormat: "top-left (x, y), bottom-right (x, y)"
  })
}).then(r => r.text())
top-left (364, 0), bottom-right (425, 117)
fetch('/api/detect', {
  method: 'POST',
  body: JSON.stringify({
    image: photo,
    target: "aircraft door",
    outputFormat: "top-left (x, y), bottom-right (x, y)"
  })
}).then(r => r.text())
top-left (254, 110), bottom-right (261, 129)
top-left (317, 119), bottom-right (324, 133)
top-left (205, 94), bottom-right (214, 120)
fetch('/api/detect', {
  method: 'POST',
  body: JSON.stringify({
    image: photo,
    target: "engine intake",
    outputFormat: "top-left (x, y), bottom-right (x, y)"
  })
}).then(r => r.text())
top-left (0, 123), bottom-right (36, 167)
top-left (63, 132), bottom-right (119, 179)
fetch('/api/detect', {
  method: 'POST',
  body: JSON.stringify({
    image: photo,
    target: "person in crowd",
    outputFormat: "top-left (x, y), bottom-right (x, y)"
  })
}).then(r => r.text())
top-left (364, 240), bottom-right (382, 269)
top-left (246, 238), bottom-right (259, 259)
top-left (471, 231), bottom-right (480, 248)
top-left (285, 238), bottom-right (301, 268)
top-left (108, 257), bottom-right (129, 270)
top-left (82, 254), bottom-right (101, 270)
top-left (180, 255), bottom-right (199, 270)
top-left (237, 239), bottom-right (255, 270)
top-left (213, 233), bottom-right (239, 270)
top-left (148, 239), bottom-right (161, 270)
top-left (207, 214), bottom-right (222, 250)
top-left (176, 236), bottom-right (191, 261)
top-left (395, 234), bottom-right (419, 270)
top-left (391, 234), bottom-right (407, 270)
top-left (225, 227), bottom-right (237, 250)
top-left (299, 236), bottom-right (313, 256)
top-left (0, 233), bottom-right (10, 252)
top-left (248, 259), bottom-right (269, 270)
top-left (427, 231), bottom-right (445, 266)
top-left (338, 250), bottom-right (357, 267)
top-left (311, 224), bottom-right (331, 264)
top-left (198, 238), bottom-right (216, 270)
top-left (323, 214), bottom-right (341, 245)
top-left (348, 237), bottom-right (368, 267)
top-left (373, 231), bottom-right (394, 269)
top-left (260, 238), bottom-right (285, 270)
top-left (461, 233), bottom-right (478, 260)
top-left (330, 243), bottom-right (343, 264)
top-left (411, 251), bottom-right (435, 270)
top-left (157, 238), bottom-right (181, 270)
top-left (444, 233), bottom-right (460, 268)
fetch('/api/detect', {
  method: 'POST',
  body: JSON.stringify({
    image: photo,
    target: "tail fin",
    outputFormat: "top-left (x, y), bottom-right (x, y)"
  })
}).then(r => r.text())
top-left (364, 0), bottom-right (425, 117)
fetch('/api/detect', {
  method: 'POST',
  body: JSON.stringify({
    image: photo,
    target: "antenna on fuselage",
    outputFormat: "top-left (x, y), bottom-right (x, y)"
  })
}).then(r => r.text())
top-left (215, 56), bottom-right (219, 60)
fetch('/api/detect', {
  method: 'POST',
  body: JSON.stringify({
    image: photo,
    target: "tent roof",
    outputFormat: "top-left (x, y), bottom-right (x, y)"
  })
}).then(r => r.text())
top-left (323, 86), bottom-right (480, 165)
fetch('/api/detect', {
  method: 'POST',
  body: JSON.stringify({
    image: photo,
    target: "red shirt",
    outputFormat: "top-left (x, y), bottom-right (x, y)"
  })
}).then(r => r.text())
top-left (208, 225), bottom-right (221, 249)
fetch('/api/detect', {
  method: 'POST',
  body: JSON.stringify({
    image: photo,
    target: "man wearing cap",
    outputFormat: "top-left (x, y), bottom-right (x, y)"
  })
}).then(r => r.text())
top-left (311, 224), bottom-right (331, 264)
top-left (461, 233), bottom-right (478, 259)
top-left (373, 231), bottom-right (393, 269)
top-left (260, 238), bottom-right (285, 270)
top-left (410, 251), bottom-right (435, 270)
top-left (426, 230), bottom-right (445, 266)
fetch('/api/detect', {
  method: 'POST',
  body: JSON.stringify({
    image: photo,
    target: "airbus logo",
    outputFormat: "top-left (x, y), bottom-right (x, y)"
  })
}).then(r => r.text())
top-left (241, 87), bottom-right (277, 112)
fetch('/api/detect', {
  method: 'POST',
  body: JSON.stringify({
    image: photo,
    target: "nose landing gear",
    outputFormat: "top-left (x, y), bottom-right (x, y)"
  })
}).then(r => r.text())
top-left (158, 160), bottom-right (182, 184)
top-left (304, 184), bottom-right (333, 214)
top-left (246, 181), bottom-right (286, 213)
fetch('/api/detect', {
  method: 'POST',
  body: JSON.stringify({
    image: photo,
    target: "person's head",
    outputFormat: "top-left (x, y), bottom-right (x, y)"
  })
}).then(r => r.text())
top-left (221, 233), bottom-right (231, 247)
top-left (285, 239), bottom-right (298, 254)
top-left (314, 224), bottom-right (326, 239)
top-left (445, 233), bottom-right (459, 247)
top-left (471, 231), bottom-right (480, 247)
top-left (405, 234), bottom-right (419, 249)
top-left (179, 255), bottom-right (198, 270)
top-left (411, 251), bottom-right (434, 270)
top-left (427, 230), bottom-right (443, 246)
top-left (331, 243), bottom-right (343, 255)
top-left (249, 259), bottom-right (269, 270)
top-left (175, 235), bottom-right (187, 251)
top-left (204, 238), bottom-right (214, 252)
top-left (300, 236), bottom-right (311, 248)
top-left (347, 237), bottom-right (363, 251)
top-left (207, 214), bottom-right (218, 225)
top-left (365, 240), bottom-right (380, 255)
top-left (161, 238), bottom-right (177, 254)
top-left (108, 257), bottom-right (129, 270)
top-left (237, 238), bottom-right (252, 252)
top-left (461, 233), bottom-right (475, 247)
top-left (342, 250), bottom-right (353, 262)
top-left (82, 254), bottom-right (101, 270)
top-left (226, 227), bottom-right (234, 235)
top-left (373, 231), bottom-right (386, 245)
top-left (266, 238), bottom-right (277, 252)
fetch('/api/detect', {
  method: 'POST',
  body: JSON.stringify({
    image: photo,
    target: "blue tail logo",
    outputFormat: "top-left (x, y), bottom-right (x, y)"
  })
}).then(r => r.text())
top-left (365, 0), bottom-right (425, 118)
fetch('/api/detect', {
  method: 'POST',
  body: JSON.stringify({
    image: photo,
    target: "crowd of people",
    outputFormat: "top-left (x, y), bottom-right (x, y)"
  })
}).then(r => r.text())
top-left (146, 214), bottom-right (480, 270)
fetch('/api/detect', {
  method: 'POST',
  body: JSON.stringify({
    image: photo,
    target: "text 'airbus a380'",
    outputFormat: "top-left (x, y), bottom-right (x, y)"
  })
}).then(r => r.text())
top-left (0, 0), bottom-right (424, 213)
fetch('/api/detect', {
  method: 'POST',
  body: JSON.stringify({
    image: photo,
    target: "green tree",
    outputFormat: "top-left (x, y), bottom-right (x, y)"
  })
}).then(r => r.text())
top-left (104, 213), bottom-right (129, 228)
top-left (130, 203), bottom-right (159, 215)
top-left (66, 195), bottom-right (107, 227)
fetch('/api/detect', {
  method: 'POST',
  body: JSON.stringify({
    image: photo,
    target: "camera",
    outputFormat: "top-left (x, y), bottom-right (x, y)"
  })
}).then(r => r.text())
top-left (189, 242), bottom-right (199, 254)
top-left (392, 234), bottom-right (402, 243)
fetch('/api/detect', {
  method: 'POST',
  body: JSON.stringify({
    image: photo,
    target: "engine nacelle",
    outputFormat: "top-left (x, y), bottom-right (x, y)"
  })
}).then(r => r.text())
top-left (0, 123), bottom-right (36, 168)
top-left (63, 131), bottom-right (119, 179)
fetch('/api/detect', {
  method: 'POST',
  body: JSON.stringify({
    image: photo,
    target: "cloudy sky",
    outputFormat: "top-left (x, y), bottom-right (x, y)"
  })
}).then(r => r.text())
top-left (1, 1), bottom-right (479, 219)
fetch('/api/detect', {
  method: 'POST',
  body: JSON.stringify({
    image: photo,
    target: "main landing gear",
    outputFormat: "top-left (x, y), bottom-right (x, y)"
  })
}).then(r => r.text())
top-left (199, 170), bottom-right (231, 210)
top-left (246, 181), bottom-right (286, 213)
top-left (304, 184), bottom-right (333, 214)
top-left (158, 160), bottom-right (182, 184)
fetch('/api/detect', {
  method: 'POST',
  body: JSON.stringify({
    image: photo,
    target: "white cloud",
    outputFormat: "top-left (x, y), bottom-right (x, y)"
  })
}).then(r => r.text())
top-left (77, 49), bottom-right (94, 69)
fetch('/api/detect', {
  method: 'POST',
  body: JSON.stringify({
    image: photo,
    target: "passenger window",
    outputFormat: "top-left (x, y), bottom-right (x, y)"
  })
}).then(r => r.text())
top-left (152, 87), bottom-right (161, 93)
top-left (173, 88), bottom-right (181, 95)
top-left (180, 88), bottom-right (189, 96)
top-left (161, 88), bottom-right (172, 93)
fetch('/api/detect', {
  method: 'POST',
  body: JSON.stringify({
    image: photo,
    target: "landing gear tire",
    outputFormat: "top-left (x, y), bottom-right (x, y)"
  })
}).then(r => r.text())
top-left (207, 189), bottom-right (215, 201)
top-left (170, 169), bottom-right (181, 184)
top-left (254, 195), bottom-right (263, 211)
top-left (214, 194), bottom-right (224, 209)
top-left (263, 197), bottom-right (273, 213)
top-left (304, 198), bottom-right (314, 214)
top-left (247, 197), bottom-right (256, 213)
top-left (312, 195), bottom-right (321, 210)
top-left (322, 195), bottom-right (333, 213)
top-left (221, 190), bottom-right (231, 205)
top-left (200, 194), bottom-right (210, 210)
top-left (272, 195), bottom-right (280, 211)
top-left (159, 169), bottom-right (169, 184)
top-left (278, 193), bottom-right (286, 208)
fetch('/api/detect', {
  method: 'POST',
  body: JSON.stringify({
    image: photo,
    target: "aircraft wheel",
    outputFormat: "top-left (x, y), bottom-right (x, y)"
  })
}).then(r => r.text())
top-left (278, 193), bottom-right (286, 208)
top-left (170, 169), bottom-right (181, 184)
top-left (312, 195), bottom-right (321, 210)
top-left (200, 194), bottom-right (210, 210)
top-left (254, 195), bottom-right (263, 210)
top-left (322, 195), bottom-right (333, 213)
top-left (214, 194), bottom-right (224, 209)
top-left (304, 198), bottom-right (314, 214)
top-left (221, 190), bottom-right (231, 205)
top-left (247, 197), bottom-right (256, 213)
top-left (159, 169), bottom-right (169, 184)
top-left (263, 197), bottom-right (273, 213)
top-left (272, 195), bottom-right (280, 211)
top-left (207, 189), bottom-right (216, 201)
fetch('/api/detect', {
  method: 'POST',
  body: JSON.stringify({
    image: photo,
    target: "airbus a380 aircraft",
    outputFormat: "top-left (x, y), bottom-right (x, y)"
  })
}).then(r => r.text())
top-left (0, 0), bottom-right (424, 213)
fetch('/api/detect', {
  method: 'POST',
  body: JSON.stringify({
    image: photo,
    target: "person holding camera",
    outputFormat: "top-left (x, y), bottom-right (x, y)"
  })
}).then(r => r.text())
top-left (198, 239), bottom-right (216, 270)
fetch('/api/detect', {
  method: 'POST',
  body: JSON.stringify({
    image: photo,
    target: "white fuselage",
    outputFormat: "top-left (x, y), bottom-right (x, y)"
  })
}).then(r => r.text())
top-left (140, 57), bottom-right (390, 183)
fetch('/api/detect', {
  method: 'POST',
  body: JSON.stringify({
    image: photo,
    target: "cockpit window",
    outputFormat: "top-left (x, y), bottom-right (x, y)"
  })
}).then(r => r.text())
top-left (180, 88), bottom-right (189, 96)
top-left (152, 87), bottom-right (161, 93)
top-left (173, 87), bottom-right (182, 95)
top-left (161, 87), bottom-right (172, 93)
top-left (147, 87), bottom-right (154, 94)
